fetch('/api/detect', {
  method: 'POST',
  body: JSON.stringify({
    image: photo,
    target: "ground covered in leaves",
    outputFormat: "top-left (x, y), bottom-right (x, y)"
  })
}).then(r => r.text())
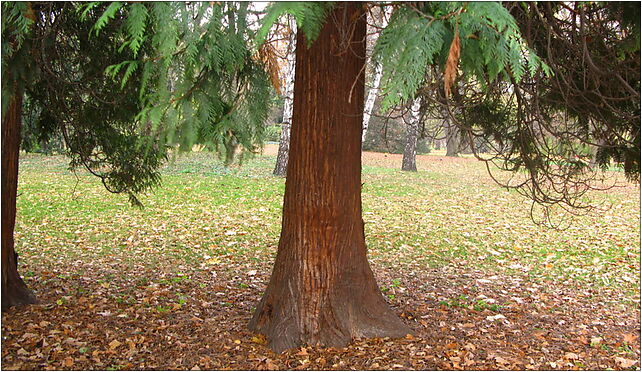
top-left (2, 145), bottom-right (640, 370)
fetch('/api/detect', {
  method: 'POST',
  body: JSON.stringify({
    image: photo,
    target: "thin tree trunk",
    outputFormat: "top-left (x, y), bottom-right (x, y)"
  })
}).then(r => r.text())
top-left (2, 89), bottom-right (37, 311)
top-left (361, 7), bottom-right (390, 144)
top-left (250, 3), bottom-right (410, 352)
top-left (223, 135), bottom-right (238, 167)
top-left (362, 63), bottom-right (383, 144)
top-left (273, 17), bottom-right (297, 177)
top-left (402, 98), bottom-right (421, 171)
top-left (590, 137), bottom-right (607, 168)
top-left (445, 119), bottom-right (459, 157)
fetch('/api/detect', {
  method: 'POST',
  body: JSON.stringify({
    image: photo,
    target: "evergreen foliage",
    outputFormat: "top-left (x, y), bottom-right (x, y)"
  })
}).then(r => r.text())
top-left (2, 2), bottom-right (274, 205)
top-left (95, 2), bottom-right (273, 159)
top-left (373, 2), bottom-right (549, 112)
top-left (509, 2), bottom-right (640, 182)
top-left (256, 2), bottom-right (334, 47)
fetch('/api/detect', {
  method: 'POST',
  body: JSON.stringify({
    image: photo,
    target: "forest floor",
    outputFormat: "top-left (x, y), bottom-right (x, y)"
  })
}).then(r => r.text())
top-left (2, 145), bottom-right (640, 370)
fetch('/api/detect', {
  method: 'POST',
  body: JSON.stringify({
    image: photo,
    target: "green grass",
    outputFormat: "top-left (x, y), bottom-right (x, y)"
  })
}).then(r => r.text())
top-left (14, 150), bottom-right (640, 295)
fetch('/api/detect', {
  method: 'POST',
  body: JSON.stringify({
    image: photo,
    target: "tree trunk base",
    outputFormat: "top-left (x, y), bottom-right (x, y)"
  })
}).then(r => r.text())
top-left (1, 274), bottom-right (37, 311)
top-left (249, 274), bottom-right (411, 353)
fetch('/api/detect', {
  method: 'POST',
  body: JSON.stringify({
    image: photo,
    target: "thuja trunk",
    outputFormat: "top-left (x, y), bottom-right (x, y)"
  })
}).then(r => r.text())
top-left (249, 3), bottom-right (410, 352)
top-left (2, 90), bottom-right (37, 311)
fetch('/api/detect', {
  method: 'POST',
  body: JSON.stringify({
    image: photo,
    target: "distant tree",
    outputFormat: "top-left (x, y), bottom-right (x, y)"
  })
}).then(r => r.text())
top-left (401, 97), bottom-right (422, 171)
top-left (362, 6), bottom-right (390, 144)
top-left (273, 16), bottom-right (296, 177)
top-left (444, 118), bottom-right (460, 157)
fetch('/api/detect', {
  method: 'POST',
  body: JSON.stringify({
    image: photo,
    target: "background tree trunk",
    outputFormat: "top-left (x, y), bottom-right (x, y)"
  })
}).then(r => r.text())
top-left (361, 6), bottom-right (390, 145)
top-left (273, 17), bottom-right (297, 177)
top-left (250, 3), bottom-right (410, 352)
top-left (402, 98), bottom-right (422, 171)
top-left (2, 90), bottom-right (37, 311)
top-left (445, 119), bottom-right (459, 157)
top-left (223, 134), bottom-right (239, 167)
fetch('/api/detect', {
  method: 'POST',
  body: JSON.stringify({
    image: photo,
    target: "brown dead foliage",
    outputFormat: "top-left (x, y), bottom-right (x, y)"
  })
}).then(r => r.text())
top-left (444, 29), bottom-right (460, 98)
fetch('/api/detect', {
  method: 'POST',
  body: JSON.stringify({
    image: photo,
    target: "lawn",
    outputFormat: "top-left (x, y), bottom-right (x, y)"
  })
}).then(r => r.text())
top-left (2, 145), bottom-right (640, 370)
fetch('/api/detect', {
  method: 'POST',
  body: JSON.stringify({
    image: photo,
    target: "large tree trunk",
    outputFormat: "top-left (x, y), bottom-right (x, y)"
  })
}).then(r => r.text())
top-left (250, 3), bottom-right (410, 352)
top-left (402, 98), bottom-right (422, 171)
top-left (2, 90), bottom-right (37, 311)
top-left (273, 17), bottom-right (297, 177)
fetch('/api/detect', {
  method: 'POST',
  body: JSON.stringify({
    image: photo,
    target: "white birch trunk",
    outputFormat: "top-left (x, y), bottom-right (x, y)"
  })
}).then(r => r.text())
top-left (362, 63), bottom-right (384, 144)
top-left (361, 7), bottom-right (391, 145)
top-left (273, 17), bottom-right (297, 176)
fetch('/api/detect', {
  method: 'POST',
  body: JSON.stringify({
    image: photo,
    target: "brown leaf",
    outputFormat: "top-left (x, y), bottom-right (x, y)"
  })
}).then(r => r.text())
top-left (494, 356), bottom-right (510, 365)
top-left (464, 343), bottom-right (476, 351)
top-left (533, 329), bottom-right (548, 339)
top-left (62, 357), bottom-right (74, 367)
top-left (265, 359), bottom-right (279, 370)
top-left (614, 357), bottom-right (637, 368)
top-left (623, 333), bottom-right (638, 344)
top-left (444, 30), bottom-right (461, 98)
top-left (251, 334), bottom-right (267, 345)
top-left (108, 340), bottom-right (121, 350)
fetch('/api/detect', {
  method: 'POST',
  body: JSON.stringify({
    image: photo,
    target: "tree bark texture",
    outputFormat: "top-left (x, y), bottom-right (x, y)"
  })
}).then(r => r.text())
top-left (402, 98), bottom-right (422, 172)
top-left (273, 17), bottom-right (297, 177)
top-left (2, 90), bottom-right (37, 311)
top-left (249, 3), bottom-right (410, 352)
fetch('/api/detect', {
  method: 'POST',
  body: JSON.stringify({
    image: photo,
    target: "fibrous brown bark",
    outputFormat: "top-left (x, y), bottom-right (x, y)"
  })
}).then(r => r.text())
top-left (2, 90), bottom-right (37, 311)
top-left (249, 3), bottom-right (411, 352)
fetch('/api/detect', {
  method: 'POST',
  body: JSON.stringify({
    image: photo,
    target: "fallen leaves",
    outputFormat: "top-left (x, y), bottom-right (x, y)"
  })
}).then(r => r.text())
top-left (623, 333), bottom-right (638, 344)
top-left (485, 312), bottom-right (505, 321)
top-left (614, 356), bottom-right (638, 368)
top-left (108, 339), bottom-right (121, 350)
